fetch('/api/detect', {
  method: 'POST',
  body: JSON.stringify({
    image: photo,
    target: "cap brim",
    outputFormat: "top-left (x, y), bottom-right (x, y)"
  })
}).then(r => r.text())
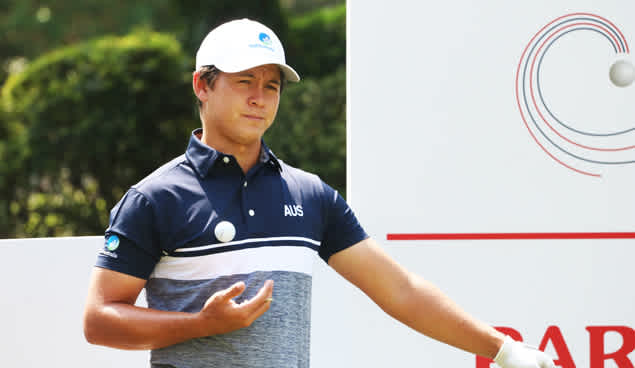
top-left (278, 64), bottom-right (300, 83)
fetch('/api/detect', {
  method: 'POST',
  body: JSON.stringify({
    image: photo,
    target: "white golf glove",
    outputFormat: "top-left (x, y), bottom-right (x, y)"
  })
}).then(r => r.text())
top-left (494, 336), bottom-right (556, 368)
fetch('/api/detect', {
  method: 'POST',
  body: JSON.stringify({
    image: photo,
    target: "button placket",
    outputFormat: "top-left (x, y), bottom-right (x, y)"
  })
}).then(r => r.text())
top-left (243, 180), bottom-right (256, 217)
top-left (242, 164), bottom-right (267, 231)
top-left (241, 174), bottom-right (255, 224)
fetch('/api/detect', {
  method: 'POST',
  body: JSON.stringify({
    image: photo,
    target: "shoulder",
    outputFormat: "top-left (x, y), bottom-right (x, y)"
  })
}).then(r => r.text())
top-left (278, 159), bottom-right (329, 196)
top-left (107, 154), bottom-right (195, 234)
top-left (134, 154), bottom-right (189, 188)
top-left (130, 154), bottom-right (192, 196)
top-left (109, 154), bottom-right (199, 214)
top-left (277, 159), bottom-right (322, 185)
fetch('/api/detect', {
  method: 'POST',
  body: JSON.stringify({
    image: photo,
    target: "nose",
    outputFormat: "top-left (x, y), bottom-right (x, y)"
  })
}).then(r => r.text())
top-left (248, 87), bottom-right (265, 107)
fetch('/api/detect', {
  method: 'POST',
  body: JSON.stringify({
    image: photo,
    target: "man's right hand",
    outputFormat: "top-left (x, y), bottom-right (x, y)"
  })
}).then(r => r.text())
top-left (196, 280), bottom-right (274, 337)
top-left (85, 268), bottom-right (274, 350)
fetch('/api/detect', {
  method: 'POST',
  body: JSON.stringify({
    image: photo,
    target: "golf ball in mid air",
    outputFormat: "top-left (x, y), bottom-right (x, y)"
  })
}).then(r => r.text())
top-left (215, 221), bottom-right (236, 242)
top-left (609, 59), bottom-right (634, 87)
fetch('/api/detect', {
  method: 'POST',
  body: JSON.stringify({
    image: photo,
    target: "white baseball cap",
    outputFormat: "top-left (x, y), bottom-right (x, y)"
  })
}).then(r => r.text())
top-left (195, 18), bottom-right (300, 82)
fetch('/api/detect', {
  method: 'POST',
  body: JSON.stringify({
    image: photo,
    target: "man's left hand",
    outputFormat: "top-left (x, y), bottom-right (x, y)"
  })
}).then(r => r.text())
top-left (494, 336), bottom-right (556, 368)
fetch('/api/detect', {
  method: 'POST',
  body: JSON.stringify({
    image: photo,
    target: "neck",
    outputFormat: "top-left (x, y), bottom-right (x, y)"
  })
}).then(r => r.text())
top-left (200, 129), bottom-right (261, 174)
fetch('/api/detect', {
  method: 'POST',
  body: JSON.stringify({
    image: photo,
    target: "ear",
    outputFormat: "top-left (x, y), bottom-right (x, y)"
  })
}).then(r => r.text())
top-left (192, 71), bottom-right (209, 104)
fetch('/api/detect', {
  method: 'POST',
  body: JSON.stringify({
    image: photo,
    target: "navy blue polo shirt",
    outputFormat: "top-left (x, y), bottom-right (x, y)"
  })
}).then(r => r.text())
top-left (95, 128), bottom-right (368, 368)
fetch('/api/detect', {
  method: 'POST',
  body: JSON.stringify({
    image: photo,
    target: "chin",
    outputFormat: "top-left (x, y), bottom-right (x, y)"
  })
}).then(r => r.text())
top-left (232, 133), bottom-right (264, 146)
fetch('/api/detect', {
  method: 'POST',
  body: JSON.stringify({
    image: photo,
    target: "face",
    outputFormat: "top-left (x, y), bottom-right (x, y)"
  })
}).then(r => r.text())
top-left (196, 64), bottom-right (281, 149)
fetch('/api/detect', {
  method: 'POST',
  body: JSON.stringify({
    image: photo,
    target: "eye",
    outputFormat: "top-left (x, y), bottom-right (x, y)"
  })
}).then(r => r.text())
top-left (238, 80), bottom-right (251, 84)
top-left (266, 85), bottom-right (279, 92)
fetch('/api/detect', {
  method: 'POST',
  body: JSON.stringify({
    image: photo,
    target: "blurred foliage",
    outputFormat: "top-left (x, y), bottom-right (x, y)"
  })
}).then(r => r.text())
top-left (287, 4), bottom-right (345, 79)
top-left (0, 0), bottom-right (174, 84)
top-left (0, 1), bottom-right (346, 238)
top-left (167, 0), bottom-right (289, 60)
top-left (1, 31), bottom-right (195, 236)
top-left (280, 0), bottom-right (343, 15)
top-left (269, 65), bottom-right (346, 194)
top-left (7, 170), bottom-right (109, 238)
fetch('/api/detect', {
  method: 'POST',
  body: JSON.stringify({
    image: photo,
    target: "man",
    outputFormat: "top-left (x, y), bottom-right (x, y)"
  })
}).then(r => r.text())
top-left (83, 18), bottom-right (554, 368)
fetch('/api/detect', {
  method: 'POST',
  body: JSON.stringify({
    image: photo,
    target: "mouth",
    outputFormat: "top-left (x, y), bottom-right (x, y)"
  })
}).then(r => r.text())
top-left (242, 114), bottom-right (265, 121)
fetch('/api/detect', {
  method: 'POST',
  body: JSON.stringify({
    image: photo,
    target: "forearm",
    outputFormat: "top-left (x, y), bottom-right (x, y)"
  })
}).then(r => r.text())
top-left (384, 273), bottom-right (505, 359)
top-left (84, 302), bottom-right (203, 350)
top-left (330, 239), bottom-right (552, 367)
top-left (330, 239), bottom-right (504, 358)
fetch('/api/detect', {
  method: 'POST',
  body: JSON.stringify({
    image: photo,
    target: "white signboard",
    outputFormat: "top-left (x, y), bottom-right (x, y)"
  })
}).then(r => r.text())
top-left (310, 1), bottom-right (635, 368)
top-left (0, 237), bottom-right (148, 367)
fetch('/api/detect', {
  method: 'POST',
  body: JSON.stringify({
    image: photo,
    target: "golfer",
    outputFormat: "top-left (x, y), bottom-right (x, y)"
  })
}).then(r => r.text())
top-left (83, 18), bottom-right (555, 368)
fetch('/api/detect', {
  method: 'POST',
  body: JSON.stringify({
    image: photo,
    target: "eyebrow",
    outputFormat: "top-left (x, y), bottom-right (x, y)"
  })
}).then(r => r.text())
top-left (236, 72), bottom-right (281, 85)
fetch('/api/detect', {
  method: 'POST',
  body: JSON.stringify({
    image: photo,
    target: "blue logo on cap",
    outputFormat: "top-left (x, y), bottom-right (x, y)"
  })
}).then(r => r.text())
top-left (259, 32), bottom-right (272, 46)
top-left (249, 32), bottom-right (274, 52)
top-left (106, 235), bottom-right (120, 251)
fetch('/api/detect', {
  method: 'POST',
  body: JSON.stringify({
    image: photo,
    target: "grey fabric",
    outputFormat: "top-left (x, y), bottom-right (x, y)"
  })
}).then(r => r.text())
top-left (146, 271), bottom-right (312, 368)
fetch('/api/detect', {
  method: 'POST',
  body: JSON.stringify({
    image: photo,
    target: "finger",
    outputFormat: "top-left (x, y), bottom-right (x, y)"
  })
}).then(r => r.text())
top-left (255, 280), bottom-right (274, 302)
top-left (237, 280), bottom-right (274, 311)
top-left (244, 295), bottom-right (274, 324)
top-left (218, 281), bottom-right (246, 302)
top-left (250, 279), bottom-right (274, 302)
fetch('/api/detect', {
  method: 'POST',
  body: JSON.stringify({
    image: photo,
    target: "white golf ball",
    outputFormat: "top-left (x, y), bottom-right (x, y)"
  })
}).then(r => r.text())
top-left (214, 221), bottom-right (236, 243)
top-left (609, 59), bottom-right (634, 87)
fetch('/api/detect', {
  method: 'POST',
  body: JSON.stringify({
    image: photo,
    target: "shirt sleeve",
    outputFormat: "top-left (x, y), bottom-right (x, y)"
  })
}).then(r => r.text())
top-left (318, 182), bottom-right (369, 262)
top-left (95, 188), bottom-right (161, 279)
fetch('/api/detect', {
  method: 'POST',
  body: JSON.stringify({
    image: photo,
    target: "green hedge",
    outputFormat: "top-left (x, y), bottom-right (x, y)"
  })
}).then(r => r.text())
top-left (287, 4), bottom-right (345, 79)
top-left (2, 31), bottom-right (195, 194)
top-left (1, 31), bottom-right (195, 236)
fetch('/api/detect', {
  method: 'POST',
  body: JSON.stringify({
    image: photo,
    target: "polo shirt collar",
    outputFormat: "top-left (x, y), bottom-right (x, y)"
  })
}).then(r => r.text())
top-left (185, 128), bottom-right (282, 178)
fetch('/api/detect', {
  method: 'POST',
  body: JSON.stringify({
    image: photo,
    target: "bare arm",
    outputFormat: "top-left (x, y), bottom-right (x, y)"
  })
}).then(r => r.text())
top-left (83, 267), bottom-right (273, 350)
top-left (328, 237), bottom-right (505, 359)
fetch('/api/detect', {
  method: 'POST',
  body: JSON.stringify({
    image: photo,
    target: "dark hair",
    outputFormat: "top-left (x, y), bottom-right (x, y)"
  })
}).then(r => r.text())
top-left (196, 65), bottom-right (221, 108)
top-left (195, 65), bottom-right (286, 108)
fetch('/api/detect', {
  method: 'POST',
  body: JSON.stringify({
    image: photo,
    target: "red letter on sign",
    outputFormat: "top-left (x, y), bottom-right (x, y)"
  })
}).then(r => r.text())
top-left (538, 326), bottom-right (575, 368)
top-left (476, 327), bottom-right (523, 368)
top-left (587, 326), bottom-right (635, 368)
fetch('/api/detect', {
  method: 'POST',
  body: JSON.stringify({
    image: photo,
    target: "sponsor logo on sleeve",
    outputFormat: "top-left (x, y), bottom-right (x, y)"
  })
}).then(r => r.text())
top-left (100, 235), bottom-right (120, 258)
